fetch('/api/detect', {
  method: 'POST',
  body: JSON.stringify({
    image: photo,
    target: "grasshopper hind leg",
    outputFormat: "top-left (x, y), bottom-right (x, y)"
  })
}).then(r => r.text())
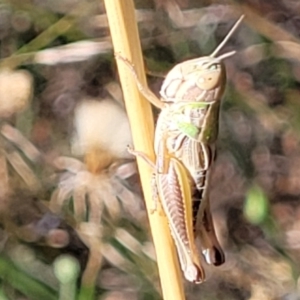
top-left (201, 206), bottom-right (225, 266)
top-left (193, 188), bottom-right (225, 266)
top-left (150, 173), bottom-right (159, 213)
top-left (158, 158), bottom-right (206, 284)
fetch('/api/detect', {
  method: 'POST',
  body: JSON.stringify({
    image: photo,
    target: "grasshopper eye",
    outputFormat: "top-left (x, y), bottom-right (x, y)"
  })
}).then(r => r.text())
top-left (200, 61), bottom-right (218, 70)
top-left (209, 64), bottom-right (218, 70)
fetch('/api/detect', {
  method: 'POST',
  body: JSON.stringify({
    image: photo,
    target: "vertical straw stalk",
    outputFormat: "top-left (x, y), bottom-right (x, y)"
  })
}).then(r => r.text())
top-left (103, 0), bottom-right (185, 299)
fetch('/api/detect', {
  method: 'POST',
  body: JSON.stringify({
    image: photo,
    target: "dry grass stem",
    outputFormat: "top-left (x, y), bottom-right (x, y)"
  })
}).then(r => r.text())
top-left (103, 0), bottom-right (185, 299)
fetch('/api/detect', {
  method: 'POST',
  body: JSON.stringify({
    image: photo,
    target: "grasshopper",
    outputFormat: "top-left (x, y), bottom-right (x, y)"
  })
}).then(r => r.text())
top-left (116, 15), bottom-right (244, 283)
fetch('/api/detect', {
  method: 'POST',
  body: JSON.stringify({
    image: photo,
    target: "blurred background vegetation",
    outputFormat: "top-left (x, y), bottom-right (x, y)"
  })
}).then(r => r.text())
top-left (0, 0), bottom-right (300, 299)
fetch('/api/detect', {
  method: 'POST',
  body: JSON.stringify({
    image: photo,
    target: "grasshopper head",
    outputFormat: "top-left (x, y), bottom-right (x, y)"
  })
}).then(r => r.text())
top-left (159, 52), bottom-right (231, 101)
top-left (160, 15), bottom-right (244, 102)
top-left (191, 14), bottom-right (244, 91)
top-left (180, 55), bottom-right (227, 91)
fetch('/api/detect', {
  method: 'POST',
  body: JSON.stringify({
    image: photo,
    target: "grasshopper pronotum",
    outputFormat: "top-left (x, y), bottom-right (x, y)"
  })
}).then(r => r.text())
top-left (116, 15), bottom-right (244, 284)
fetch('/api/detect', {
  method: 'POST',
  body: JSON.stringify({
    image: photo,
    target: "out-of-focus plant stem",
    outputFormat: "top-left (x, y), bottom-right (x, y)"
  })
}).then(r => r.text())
top-left (78, 238), bottom-right (103, 300)
top-left (103, 0), bottom-right (185, 299)
top-left (237, 3), bottom-right (300, 43)
top-left (54, 255), bottom-right (80, 300)
top-left (0, 256), bottom-right (56, 300)
top-left (0, 3), bottom-right (87, 70)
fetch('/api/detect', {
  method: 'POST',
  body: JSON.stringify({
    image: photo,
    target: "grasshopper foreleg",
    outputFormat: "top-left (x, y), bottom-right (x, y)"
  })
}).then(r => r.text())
top-left (115, 53), bottom-right (165, 110)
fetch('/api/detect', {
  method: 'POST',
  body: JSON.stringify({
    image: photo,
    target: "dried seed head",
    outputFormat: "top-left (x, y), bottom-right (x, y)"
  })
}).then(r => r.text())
top-left (0, 69), bottom-right (33, 117)
top-left (72, 98), bottom-right (132, 159)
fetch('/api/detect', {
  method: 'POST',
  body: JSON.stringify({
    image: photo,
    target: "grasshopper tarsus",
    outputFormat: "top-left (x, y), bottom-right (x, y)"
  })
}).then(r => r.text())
top-left (127, 146), bottom-right (159, 213)
top-left (116, 54), bottom-right (165, 109)
top-left (126, 144), bottom-right (136, 156)
top-left (115, 53), bottom-right (136, 73)
top-left (127, 145), bottom-right (156, 169)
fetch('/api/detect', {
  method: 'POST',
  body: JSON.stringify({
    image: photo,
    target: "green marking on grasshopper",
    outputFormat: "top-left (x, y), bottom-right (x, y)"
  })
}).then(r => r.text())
top-left (177, 121), bottom-right (199, 139)
top-left (186, 102), bottom-right (211, 109)
top-left (176, 101), bottom-right (211, 110)
top-left (172, 102), bottom-right (212, 139)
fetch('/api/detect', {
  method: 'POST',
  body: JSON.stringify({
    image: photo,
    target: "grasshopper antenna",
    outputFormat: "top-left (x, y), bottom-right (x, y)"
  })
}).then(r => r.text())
top-left (210, 15), bottom-right (244, 58)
